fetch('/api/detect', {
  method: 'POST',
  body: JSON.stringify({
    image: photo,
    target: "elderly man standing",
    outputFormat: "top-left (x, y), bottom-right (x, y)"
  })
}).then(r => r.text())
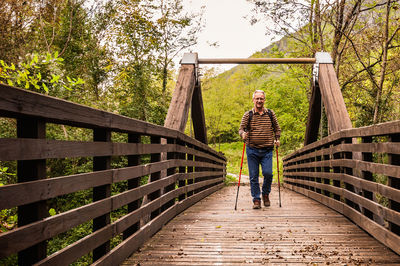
top-left (238, 90), bottom-right (281, 209)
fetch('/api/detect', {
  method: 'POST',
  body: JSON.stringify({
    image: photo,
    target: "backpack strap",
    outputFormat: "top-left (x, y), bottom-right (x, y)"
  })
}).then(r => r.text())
top-left (267, 109), bottom-right (275, 131)
top-left (247, 110), bottom-right (253, 132)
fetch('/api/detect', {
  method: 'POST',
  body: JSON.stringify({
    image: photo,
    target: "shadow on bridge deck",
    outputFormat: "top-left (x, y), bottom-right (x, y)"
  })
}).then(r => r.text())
top-left (124, 184), bottom-right (400, 265)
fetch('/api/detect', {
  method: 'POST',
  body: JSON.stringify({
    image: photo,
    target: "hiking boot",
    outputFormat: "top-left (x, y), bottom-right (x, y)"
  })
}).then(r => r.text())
top-left (262, 194), bottom-right (270, 207)
top-left (252, 199), bottom-right (261, 209)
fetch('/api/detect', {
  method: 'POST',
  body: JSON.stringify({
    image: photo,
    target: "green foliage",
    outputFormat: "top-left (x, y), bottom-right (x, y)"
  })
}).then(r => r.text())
top-left (211, 142), bottom-right (249, 176)
top-left (0, 166), bottom-right (15, 182)
top-left (202, 47), bottom-right (309, 153)
top-left (0, 167), bottom-right (17, 238)
top-left (224, 174), bottom-right (237, 185)
top-left (47, 220), bottom-right (93, 265)
top-left (0, 52), bottom-right (84, 94)
top-left (257, 70), bottom-right (309, 152)
top-left (0, 205), bottom-right (17, 233)
top-left (108, 0), bottom-right (203, 125)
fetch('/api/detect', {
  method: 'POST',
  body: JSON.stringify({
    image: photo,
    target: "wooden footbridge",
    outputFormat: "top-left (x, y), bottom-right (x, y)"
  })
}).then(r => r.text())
top-left (0, 52), bottom-right (399, 265)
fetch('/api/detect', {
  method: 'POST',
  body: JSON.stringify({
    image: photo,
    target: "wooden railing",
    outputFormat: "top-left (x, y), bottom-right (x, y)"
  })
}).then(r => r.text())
top-left (0, 84), bottom-right (226, 265)
top-left (283, 121), bottom-right (400, 255)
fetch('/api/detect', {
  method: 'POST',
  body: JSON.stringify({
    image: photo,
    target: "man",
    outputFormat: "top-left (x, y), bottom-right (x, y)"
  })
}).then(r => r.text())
top-left (239, 90), bottom-right (281, 209)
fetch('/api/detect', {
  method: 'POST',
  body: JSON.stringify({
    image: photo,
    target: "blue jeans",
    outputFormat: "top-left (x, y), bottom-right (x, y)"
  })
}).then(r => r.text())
top-left (246, 146), bottom-right (273, 202)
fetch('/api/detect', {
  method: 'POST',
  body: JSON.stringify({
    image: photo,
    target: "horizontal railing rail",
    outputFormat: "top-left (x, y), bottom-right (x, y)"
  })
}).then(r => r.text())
top-left (0, 84), bottom-right (226, 265)
top-left (283, 121), bottom-right (400, 255)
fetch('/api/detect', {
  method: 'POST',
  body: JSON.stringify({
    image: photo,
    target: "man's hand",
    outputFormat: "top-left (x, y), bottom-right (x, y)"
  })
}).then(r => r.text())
top-left (241, 132), bottom-right (248, 140)
top-left (274, 139), bottom-right (280, 147)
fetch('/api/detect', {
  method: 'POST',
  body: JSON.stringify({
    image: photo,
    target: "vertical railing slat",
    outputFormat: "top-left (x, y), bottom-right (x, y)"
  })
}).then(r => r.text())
top-left (149, 136), bottom-right (161, 220)
top-left (123, 133), bottom-right (141, 240)
top-left (187, 143), bottom-right (194, 198)
top-left (178, 140), bottom-right (186, 201)
top-left (362, 136), bottom-right (374, 219)
top-left (388, 133), bottom-right (400, 236)
top-left (164, 138), bottom-right (177, 209)
top-left (17, 118), bottom-right (47, 265)
top-left (344, 137), bottom-right (357, 210)
top-left (93, 128), bottom-right (111, 262)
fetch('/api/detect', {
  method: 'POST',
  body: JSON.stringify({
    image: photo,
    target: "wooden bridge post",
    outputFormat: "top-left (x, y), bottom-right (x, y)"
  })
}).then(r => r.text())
top-left (186, 143), bottom-right (194, 198)
top-left (332, 139), bottom-right (342, 202)
top-left (322, 144), bottom-right (331, 197)
top-left (149, 136), bottom-right (162, 220)
top-left (191, 81), bottom-right (207, 144)
top-left (123, 133), bottom-right (141, 240)
top-left (177, 139), bottom-right (187, 201)
top-left (164, 137), bottom-right (177, 209)
top-left (315, 52), bottom-right (352, 133)
top-left (361, 136), bottom-right (374, 220)
top-left (164, 53), bottom-right (207, 144)
top-left (17, 118), bottom-right (47, 265)
top-left (304, 82), bottom-right (322, 145)
top-left (93, 128), bottom-right (111, 261)
top-left (343, 137), bottom-right (358, 210)
top-left (305, 52), bottom-right (352, 145)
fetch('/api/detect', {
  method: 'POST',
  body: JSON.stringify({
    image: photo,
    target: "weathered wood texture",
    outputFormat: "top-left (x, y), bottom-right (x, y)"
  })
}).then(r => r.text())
top-left (304, 82), bottom-right (322, 145)
top-left (124, 184), bottom-right (400, 265)
top-left (191, 82), bottom-right (207, 144)
top-left (164, 65), bottom-right (196, 132)
top-left (318, 64), bottom-right (352, 134)
top-left (0, 83), bottom-right (226, 265)
top-left (305, 63), bottom-right (352, 145)
top-left (164, 64), bottom-right (208, 144)
top-left (284, 120), bottom-right (400, 255)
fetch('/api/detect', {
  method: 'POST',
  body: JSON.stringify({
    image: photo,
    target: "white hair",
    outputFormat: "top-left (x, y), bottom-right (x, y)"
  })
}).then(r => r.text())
top-left (252, 90), bottom-right (265, 99)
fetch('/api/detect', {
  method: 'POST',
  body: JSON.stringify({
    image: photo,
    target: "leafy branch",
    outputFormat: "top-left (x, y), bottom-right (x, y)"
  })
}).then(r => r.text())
top-left (0, 52), bottom-right (84, 94)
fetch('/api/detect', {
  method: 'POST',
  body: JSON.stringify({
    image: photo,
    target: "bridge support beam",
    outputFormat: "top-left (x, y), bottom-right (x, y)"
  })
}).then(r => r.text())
top-left (304, 82), bottom-right (322, 145)
top-left (164, 53), bottom-right (207, 144)
top-left (191, 81), bottom-right (207, 144)
top-left (305, 52), bottom-right (352, 145)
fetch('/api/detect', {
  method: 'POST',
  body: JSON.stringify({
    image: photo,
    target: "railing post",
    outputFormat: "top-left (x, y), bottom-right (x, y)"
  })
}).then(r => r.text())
top-left (309, 150), bottom-right (316, 192)
top-left (301, 155), bottom-right (308, 190)
top-left (177, 139), bottom-right (187, 201)
top-left (17, 118), bottom-right (47, 265)
top-left (332, 140), bottom-right (341, 201)
top-left (315, 147), bottom-right (322, 194)
top-left (361, 136), bottom-right (374, 219)
top-left (187, 143), bottom-right (194, 197)
top-left (292, 156), bottom-right (300, 189)
top-left (149, 136), bottom-right (161, 219)
top-left (343, 137), bottom-right (357, 210)
top-left (164, 137), bottom-right (177, 208)
top-left (323, 144), bottom-right (331, 197)
top-left (388, 133), bottom-right (400, 235)
top-left (93, 128), bottom-right (111, 261)
top-left (123, 133), bottom-right (141, 239)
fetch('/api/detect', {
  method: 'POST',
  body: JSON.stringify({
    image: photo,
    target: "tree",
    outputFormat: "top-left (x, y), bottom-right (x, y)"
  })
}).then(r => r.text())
top-left (154, 0), bottom-right (204, 95)
top-left (109, 0), bottom-right (204, 124)
top-left (37, 0), bottom-right (112, 103)
top-left (0, 0), bottom-right (38, 63)
top-left (339, 0), bottom-right (400, 125)
top-left (247, 0), bottom-right (400, 126)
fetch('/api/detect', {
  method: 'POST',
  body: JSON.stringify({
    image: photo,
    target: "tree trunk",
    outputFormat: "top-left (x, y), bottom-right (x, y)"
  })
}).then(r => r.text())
top-left (373, 0), bottom-right (391, 124)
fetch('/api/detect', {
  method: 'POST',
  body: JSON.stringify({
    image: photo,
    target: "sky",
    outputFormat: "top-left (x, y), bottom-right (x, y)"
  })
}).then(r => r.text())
top-left (181, 0), bottom-right (273, 71)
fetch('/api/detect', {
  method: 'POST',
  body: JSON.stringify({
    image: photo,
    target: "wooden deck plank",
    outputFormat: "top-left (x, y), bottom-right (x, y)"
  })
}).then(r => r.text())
top-left (123, 184), bottom-right (400, 265)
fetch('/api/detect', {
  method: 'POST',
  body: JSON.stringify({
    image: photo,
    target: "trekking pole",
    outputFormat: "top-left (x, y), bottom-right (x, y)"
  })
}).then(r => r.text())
top-left (234, 142), bottom-right (246, 210)
top-left (276, 147), bottom-right (282, 207)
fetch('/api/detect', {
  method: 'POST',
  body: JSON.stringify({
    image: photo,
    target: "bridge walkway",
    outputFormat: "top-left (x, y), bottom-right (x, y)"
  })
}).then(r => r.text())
top-left (124, 183), bottom-right (400, 265)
